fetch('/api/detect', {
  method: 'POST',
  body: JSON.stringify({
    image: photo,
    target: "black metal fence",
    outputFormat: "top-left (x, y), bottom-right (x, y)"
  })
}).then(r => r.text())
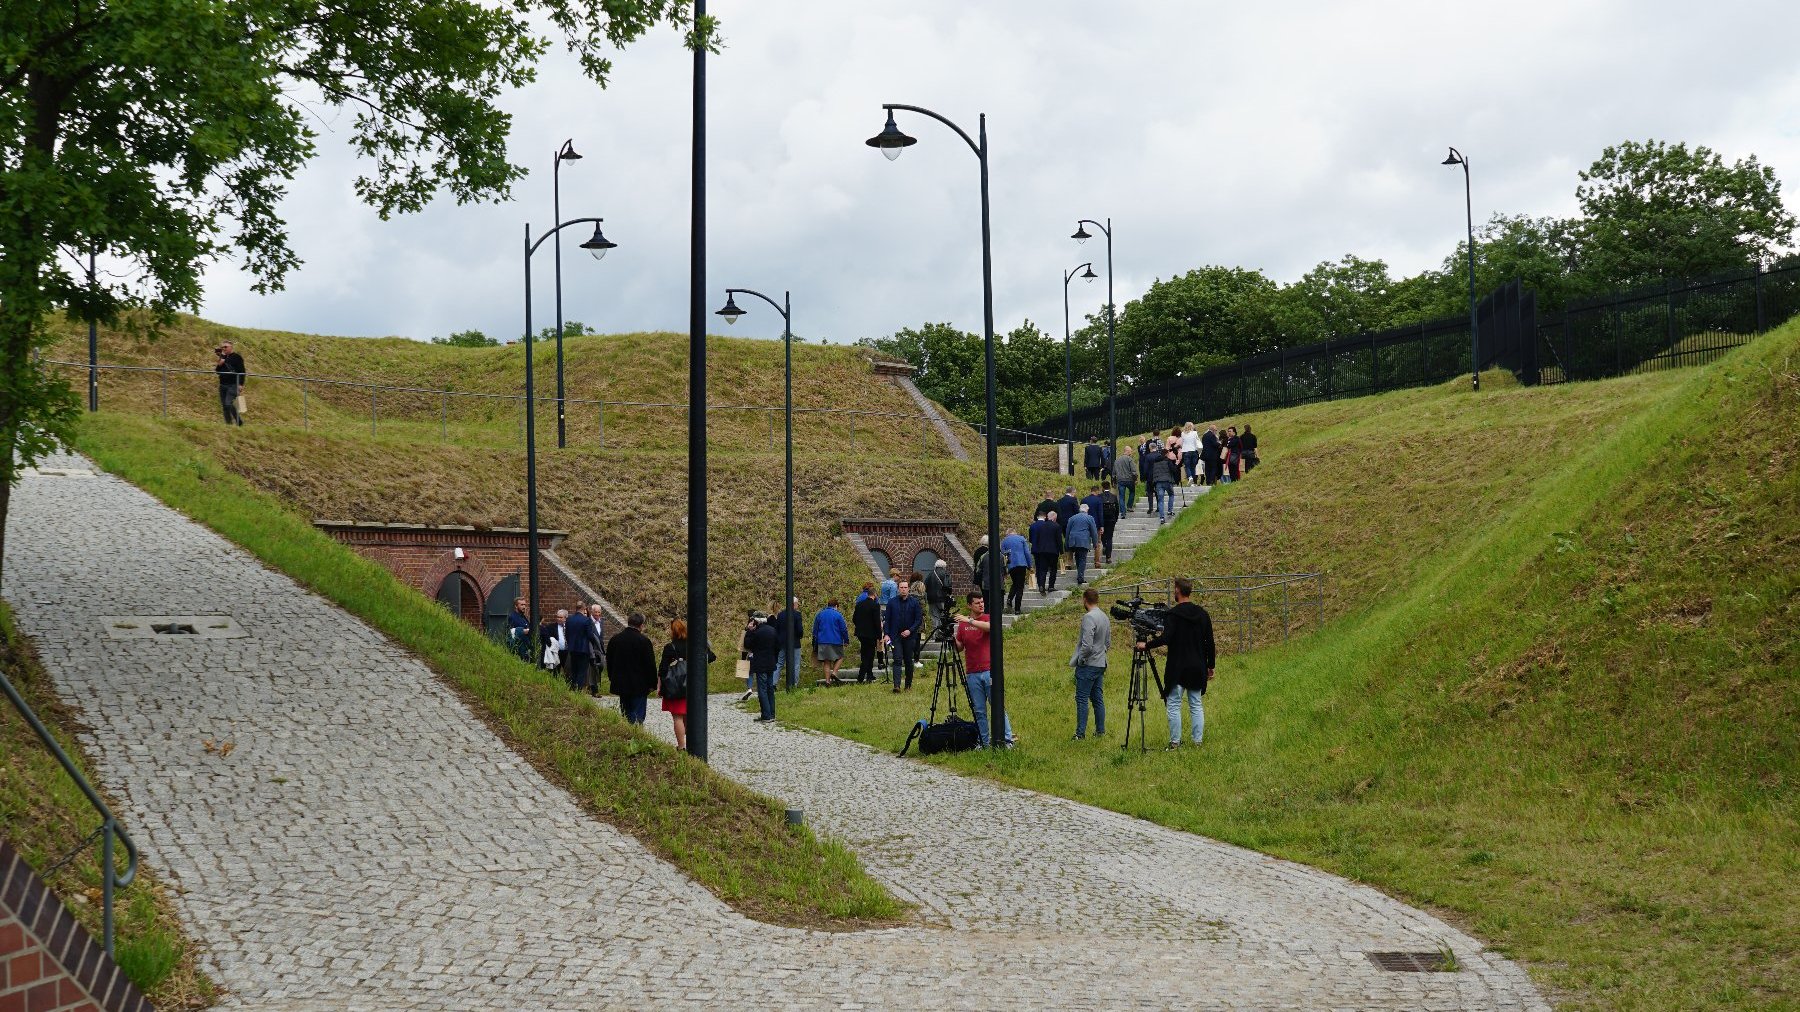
top-left (1044, 260), bottom-right (1800, 436)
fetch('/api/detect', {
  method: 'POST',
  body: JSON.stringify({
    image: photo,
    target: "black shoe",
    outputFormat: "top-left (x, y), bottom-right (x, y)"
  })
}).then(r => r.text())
top-left (892, 686), bottom-right (901, 693)
top-left (753, 716), bottom-right (775, 723)
top-left (1164, 741), bottom-right (1180, 751)
top-left (1071, 734), bottom-right (1084, 741)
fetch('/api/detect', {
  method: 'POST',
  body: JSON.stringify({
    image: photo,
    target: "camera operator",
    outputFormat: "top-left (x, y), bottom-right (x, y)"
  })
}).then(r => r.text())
top-left (212, 341), bottom-right (246, 426)
top-left (954, 590), bottom-right (1013, 748)
top-left (1135, 577), bottom-right (1216, 749)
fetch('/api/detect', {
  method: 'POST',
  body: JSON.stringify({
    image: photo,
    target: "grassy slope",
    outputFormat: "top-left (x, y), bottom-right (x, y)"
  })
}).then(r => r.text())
top-left (43, 316), bottom-right (981, 458)
top-left (1, 604), bottom-right (216, 1007)
top-left (59, 418), bottom-right (907, 929)
top-left (781, 328), bottom-right (1800, 1009)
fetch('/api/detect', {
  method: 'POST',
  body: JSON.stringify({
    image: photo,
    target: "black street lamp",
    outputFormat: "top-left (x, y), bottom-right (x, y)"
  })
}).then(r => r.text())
top-left (867, 102), bottom-right (1008, 737)
top-left (686, 0), bottom-right (711, 761)
top-left (1062, 261), bottom-right (1097, 474)
top-left (522, 217), bottom-right (615, 636)
top-left (551, 139), bottom-right (588, 448)
top-left (1071, 218), bottom-right (1116, 458)
top-left (716, 288), bottom-right (796, 688)
top-left (1442, 147), bottom-right (1479, 391)
top-left (86, 249), bottom-right (98, 412)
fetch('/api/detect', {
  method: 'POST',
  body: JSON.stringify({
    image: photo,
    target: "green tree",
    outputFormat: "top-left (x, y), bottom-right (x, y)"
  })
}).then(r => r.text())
top-left (1576, 139), bottom-right (1796, 289)
top-left (0, 0), bottom-right (705, 580)
top-left (432, 329), bottom-right (498, 348)
top-left (1432, 214), bottom-right (1590, 313)
top-left (1280, 255), bottom-right (1405, 340)
top-left (862, 322), bottom-right (984, 421)
top-left (1112, 267), bottom-right (1285, 384)
top-left (537, 319), bottom-right (595, 341)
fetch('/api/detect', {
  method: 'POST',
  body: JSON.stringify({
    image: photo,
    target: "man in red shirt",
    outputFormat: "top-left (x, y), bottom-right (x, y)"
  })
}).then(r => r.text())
top-left (954, 590), bottom-right (1015, 748)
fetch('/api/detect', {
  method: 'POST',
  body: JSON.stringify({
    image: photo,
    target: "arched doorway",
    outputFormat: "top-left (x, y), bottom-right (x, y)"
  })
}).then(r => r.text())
top-left (869, 549), bottom-right (892, 579)
top-left (435, 571), bottom-right (484, 629)
top-left (911, 548), bottom-right (942, 578)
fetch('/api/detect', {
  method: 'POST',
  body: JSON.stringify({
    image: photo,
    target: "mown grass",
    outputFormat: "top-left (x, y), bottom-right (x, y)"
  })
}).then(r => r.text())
top-left (780, 326), bottom-right (1800, 1009)
top-left (66, 416), bottom-right (907, 929)
top-left (1, 603), bottom-right (217, 1007)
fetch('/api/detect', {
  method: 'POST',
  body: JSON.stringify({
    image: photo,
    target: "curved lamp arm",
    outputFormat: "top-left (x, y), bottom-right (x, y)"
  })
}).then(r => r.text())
top-left (723, 286), bottom-right (790, 321)
top-left (1075, 218), bottom-right (1111, 238)
top-left (1064, 262), bottom-right (1094, 287)
top-left (885, 103), bottom-right (981, 160)
top-left (529, 217), bottom-right (606, 257)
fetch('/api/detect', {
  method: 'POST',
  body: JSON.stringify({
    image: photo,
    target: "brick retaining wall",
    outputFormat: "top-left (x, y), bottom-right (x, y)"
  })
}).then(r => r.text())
top-left (0, 841), bottom-right (151, 1012)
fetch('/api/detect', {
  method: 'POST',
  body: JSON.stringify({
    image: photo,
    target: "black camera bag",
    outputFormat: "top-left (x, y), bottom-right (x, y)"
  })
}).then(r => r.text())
top-left (917, 716), bottom-right (980, 755)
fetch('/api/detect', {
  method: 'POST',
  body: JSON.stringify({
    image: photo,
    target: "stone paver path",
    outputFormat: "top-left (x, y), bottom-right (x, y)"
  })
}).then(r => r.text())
top-left (4, 453), bottom-right (1547, 1010)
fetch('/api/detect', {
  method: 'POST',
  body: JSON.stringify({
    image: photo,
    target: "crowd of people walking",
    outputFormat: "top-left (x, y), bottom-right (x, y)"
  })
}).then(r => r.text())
top-left (503, 419), bottom-right (1251, 749)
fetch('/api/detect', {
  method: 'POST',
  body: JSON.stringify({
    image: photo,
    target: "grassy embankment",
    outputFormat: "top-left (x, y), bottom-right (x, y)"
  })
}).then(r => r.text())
top-left (43, 315), bottom-right (983, 458)
top-left (780, 328), bottom-right (1800, 1010)
top-left (62, 417), bottom-right (907, 929)
top-left (1, 604), bottom-right (216, 1007)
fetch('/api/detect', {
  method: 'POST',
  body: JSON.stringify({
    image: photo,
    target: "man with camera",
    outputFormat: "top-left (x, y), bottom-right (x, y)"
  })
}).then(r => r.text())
top-left (213, 341), bottom-right (246, 425)
top-left (954, 590), bottom-right (1012, 748)
top-left (1135, 577), bottom-right (1216, 749)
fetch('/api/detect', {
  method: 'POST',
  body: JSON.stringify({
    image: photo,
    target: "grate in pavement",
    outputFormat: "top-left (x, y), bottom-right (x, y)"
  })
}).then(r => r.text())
top-left (1366, 951), bottom-right (1455, 973)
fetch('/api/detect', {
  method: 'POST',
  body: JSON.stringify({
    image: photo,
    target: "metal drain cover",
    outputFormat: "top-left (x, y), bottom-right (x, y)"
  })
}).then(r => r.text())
top-left (104, 616), bottom-right (247, 640)
top-left (1367, 951), bottom-right (1455, 973)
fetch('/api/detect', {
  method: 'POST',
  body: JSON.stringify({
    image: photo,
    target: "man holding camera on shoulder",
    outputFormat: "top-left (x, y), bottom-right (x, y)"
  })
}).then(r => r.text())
top-left (1135, 577), bottom-right (1216, 750)
top-left (213, 341), bottom-right (246, 426)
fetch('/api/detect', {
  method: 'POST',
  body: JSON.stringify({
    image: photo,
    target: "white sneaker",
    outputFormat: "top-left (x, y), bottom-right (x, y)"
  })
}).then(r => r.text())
top-left (738, 689), bottom-right (753, 701)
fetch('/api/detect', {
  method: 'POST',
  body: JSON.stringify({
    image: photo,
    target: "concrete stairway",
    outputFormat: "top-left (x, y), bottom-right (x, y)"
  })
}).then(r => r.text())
top-left (916, 483), bottom-right (1208, 656)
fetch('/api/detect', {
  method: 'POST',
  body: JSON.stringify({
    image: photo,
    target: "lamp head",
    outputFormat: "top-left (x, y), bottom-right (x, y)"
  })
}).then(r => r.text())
top-left (715, 294), bottom-right (745, 326)
top-left (1080, 264), bottom-right (1099, 282)
top-left (1441, 147), bottom-right (1464, 166)
top-left (1072, 223), bottom-right (1092, 244)
top-left (579, 221), bottom-right (615, 261)
top-left (866, 111), bottom-right (916, 161)
top-left (558, 139), bottom-right (582, 162)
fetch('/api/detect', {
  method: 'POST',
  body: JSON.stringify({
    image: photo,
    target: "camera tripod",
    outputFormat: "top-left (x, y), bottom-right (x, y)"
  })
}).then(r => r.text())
top-left (1123, 642), bottom-right (1166, 753)
top-left (926, 630), bottom-right (966, 727)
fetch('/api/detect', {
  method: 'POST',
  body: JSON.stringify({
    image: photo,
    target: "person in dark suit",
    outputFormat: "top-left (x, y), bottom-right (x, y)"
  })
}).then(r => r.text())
top-left (1082, 436), bottom-right (1107, 480)
top-left (1029, 511), bottom-right (1064, 594)
top-left (1137, 577), bottom-right (1217, 749)
top-left (1055, 487), bottom-right (1080, 563)
top-left (744, 612), bottom-right (779, 721)
top-left (563, 606), bottom-right (599, 694)
top-left (1035, 488), bottom-right (1059, 522)
top-left (605, 613), bottom-right (659, 725)
top-left (1200, 425), bottom-right (1222, 485)
top-left (772, 596), bottom-right (806, 690)
top-left (852, 584), bottom-right (883, 684)
top-left (882, 581), bottom-right (924, 692)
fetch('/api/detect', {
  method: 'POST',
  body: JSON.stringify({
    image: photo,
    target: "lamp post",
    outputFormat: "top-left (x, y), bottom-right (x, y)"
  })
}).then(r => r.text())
top-left (552, 139), bottom-right (584, 447)
top-left (1442, 147), bottom-right (1479, 391)
top-left (867, 103), bottom-right (1008, 738)
top-left (716, 288), bottom-right (795, 689)
top-left (86, 249), bottom-right (98, 412)
top-left (686, 0), bottom-right (711, 761)
top-left (1071, 218), bottom-right (1115, 458)
top-left (522, 217), bottom-right (616, 637)
top-left (1062, 262), bottom-right (1097, 474)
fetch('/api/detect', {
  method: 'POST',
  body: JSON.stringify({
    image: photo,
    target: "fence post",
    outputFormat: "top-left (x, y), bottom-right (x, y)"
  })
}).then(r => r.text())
top-left (441, 392), bottom-right (448, 441)
top-left (301, 380), bottom-right (308, 430)
top-left (1755, 265), bottom-right (1767, 332)
top-left (1666, 279), bottom-right (1677, 355)
top-left (767, 409), bottom-right (775, 451)
top-left (1615, 309), bottom-right (1623, 375)
top-left (160, 369), bottom-right (168, 419)
top-left (849, 415), bottom-right (855, 451)
top-left (371, 390), bottom-right (378, 436)
top-left (598, 403), bottom-right (605, 448)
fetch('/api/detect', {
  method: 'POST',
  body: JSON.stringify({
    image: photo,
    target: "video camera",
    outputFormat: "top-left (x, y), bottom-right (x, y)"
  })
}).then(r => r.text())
top-left (1108, 596), bottom-right (1169, 638)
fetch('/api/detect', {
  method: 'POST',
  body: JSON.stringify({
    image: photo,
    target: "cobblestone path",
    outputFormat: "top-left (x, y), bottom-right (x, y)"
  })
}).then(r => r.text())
top-left (4, 455), bottom-right (1547, 1010)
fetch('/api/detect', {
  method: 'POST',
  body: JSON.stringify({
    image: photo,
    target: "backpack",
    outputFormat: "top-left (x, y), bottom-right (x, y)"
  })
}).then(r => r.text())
top-left (899, 716), bottom-right (980, 756)
top-left (659, 656), bottom-right (688, 700)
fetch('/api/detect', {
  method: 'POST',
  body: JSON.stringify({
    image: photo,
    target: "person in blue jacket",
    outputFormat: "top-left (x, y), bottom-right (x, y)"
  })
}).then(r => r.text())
top-left (1000, 528), bottom-right (1031, 614)
top-left (1065, 503), bottom-right (1101, 585)
top-left (882, 579), bottom-right (925, 692)
top-left (811, 598), bottom-right (849, 686)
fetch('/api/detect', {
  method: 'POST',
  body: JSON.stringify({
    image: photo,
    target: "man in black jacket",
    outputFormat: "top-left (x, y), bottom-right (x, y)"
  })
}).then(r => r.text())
top-left (923, 559), bottom-right (953, 640)
top-left (1137, 577), bottom-right (1216, 750)
top-left (1035, 488), bottom-right (1059, 523)
top-left (1082, 436), bottom-right (1107, 480)
top-left (1200, 424), bottom-right (1222, 485)
top-left (852, 584), bottom-right (882, 684)
top-left (213, 341), bottom-right (247, 426)
top-left (605, 613), bottom-right (659, 725)
top-left (773, 596), bottom-right (806, 691)
top-left (1055, 487), bottom-right (1080, 562)
top-left (745, 611), bottom-right (779, 721)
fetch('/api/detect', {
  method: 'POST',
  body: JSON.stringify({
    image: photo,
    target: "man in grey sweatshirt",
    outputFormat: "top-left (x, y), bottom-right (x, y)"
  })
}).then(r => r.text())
top-left (1070, 587), bottom-right (1112, 739)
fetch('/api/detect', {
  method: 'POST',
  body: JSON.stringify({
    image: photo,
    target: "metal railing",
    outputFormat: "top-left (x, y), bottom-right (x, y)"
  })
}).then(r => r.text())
top-left (1097, 574), bottom-right (1325, 655)
top-left (0, 666), bottom-right (137, 957)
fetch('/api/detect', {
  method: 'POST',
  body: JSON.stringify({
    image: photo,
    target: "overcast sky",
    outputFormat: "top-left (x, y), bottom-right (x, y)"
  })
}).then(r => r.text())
top-left (195, 0), bottom-right (1800, 346)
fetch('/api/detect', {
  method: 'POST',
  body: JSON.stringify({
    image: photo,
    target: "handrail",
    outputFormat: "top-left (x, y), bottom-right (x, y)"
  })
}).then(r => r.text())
top-left (0, 665), bottom-right (138, 957)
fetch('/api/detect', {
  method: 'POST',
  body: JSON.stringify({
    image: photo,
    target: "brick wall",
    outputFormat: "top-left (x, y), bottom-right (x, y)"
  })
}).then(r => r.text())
top-left (840, 519), bottom-right (973, 593)
top-left (315, 522), bottom-right (594, 624)
top-left (0, 841), bottom-right (151, 1012)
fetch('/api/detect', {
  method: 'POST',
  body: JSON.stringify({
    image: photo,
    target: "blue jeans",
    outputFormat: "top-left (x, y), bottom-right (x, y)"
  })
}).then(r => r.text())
top-left (1074, 665), bottom-right (1106, 737)
top-left (1154, 482), bottom-right (1175, 521)
top-left (1072, 547), bottom-right (1090, 584)
top-left (775, 648), bottom-right (800, 690)
top-left (619, 694), bottom-right (648, 725)
top-left (963, 669), bottom-right (1012, 747)
top-left (754, 669), bottom-right (777, 720)
top-left (1166, 687), bottom-right (1203, 744)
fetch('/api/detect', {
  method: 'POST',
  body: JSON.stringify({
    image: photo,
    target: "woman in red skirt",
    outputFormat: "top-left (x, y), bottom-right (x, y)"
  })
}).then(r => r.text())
top-left (658, 619), bottom-right (714, 751)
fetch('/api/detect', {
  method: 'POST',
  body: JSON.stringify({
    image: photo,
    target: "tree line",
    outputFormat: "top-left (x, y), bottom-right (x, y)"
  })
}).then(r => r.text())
top-left (862, 140), bottom-right (1796, 431)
